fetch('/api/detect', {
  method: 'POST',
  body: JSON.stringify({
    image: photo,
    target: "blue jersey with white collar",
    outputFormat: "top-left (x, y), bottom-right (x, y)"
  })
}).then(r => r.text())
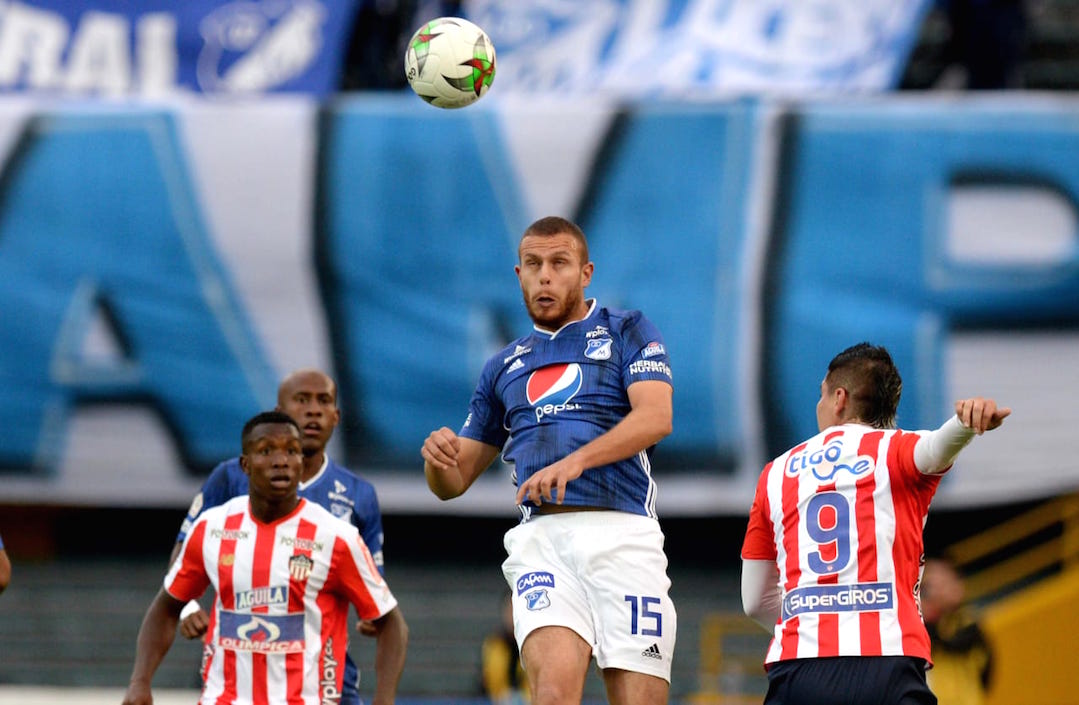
top-left (460, 301), bottom-right (673, 519)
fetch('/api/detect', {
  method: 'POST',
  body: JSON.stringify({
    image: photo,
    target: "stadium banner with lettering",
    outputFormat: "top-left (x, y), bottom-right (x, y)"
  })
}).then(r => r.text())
top-left (464, 0), bottom-right (934, 97)
top-left (0, 0), bottom-right (934, 99)
top-left (0, 95), bottom-right (1077, 514)
top-left (0, 0), bottom-right (360, 96)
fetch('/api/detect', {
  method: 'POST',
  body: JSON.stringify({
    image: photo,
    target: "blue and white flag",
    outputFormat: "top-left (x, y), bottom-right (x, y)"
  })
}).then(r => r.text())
top-left (466, 0), bottom-right (932, 97)
top-left (0, 0), bottom-right (360, 96)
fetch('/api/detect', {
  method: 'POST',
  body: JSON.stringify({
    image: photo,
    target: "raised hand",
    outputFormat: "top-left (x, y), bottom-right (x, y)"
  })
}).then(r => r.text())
top-left (955, 397), bottom-right (1011, 434)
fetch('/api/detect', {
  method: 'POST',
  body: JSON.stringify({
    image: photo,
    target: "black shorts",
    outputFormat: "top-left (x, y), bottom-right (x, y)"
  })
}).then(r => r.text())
top-left (764, 656), bottom-right (936, 705)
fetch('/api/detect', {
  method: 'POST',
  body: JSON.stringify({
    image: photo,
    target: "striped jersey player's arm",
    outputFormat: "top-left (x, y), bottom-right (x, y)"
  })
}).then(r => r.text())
top-left (164, 521), bottom-right (211, 602)
top-left (740, 462), bottom-right (782, 630)
top-left (328, 533), bottom-right (398, 621)
top-left (740, 461), bottom-right (778, 561)
top-left (741, 559), bottom-right (782, 630)
top-left (913, 415), bottom-right (977, 475)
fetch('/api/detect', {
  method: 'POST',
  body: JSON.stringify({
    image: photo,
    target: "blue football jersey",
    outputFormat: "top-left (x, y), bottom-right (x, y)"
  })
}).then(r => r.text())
top-left (460, 301), bottom-right (673, 519)
top-left (177, 456), bottom-right (385, 701)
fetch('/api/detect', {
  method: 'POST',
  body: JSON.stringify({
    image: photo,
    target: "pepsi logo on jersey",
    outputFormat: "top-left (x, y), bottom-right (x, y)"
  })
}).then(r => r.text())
top-left (527, 364), bottom-right (583, 422)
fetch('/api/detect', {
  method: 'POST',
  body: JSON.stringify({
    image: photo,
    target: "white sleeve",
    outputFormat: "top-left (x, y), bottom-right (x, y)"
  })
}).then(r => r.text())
top-left (741, 559), bottom-right (782, 632)
top-left (913, 414), bottom-right (977, 475)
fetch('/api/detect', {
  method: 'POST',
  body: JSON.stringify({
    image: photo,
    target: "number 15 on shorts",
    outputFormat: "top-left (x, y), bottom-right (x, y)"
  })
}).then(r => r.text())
top-left (624, 594), bottom-right (663, 636)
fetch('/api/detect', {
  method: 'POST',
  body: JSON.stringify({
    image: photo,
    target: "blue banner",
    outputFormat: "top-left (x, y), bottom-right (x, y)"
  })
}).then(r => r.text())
top-left (0, 96), bottom-right (1077, 512)
top-left (765, 102), bottom-right (1079, 455)
top-left (465, 0), bottom-right (933, 97)
top-left (0, 0), bottom-right (360, 95)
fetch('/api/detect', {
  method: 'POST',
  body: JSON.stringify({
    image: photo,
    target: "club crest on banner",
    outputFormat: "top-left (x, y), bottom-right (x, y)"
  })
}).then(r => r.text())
top-left (0, 0), bottom-right (352, 96)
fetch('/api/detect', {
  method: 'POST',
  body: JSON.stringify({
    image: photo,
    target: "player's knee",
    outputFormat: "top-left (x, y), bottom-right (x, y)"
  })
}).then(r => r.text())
top-left (530, 677), bottom-right (585, 705)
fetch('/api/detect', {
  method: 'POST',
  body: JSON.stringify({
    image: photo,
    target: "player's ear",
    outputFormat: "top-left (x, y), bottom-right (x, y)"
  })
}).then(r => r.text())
top-left (239, 455), bottom-right (252, 477)
top-left (581, 261), bottom-right (594, 287)
top-left (833, 386), bottom-right (851, 420)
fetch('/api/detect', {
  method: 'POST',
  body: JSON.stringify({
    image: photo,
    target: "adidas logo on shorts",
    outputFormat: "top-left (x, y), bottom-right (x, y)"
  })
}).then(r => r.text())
top-left (641, 643), bottom-right (662, 660)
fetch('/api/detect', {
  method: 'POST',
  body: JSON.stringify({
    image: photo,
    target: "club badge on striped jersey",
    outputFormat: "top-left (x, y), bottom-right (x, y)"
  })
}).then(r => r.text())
top-left (289, 554), bottom-right (314, 581)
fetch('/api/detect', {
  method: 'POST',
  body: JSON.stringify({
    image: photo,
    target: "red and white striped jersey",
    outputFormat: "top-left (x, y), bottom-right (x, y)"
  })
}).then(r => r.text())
top-left (166, 496), bottom-right (397, 705)
top-left (741, 423), bottom-right (943, 665)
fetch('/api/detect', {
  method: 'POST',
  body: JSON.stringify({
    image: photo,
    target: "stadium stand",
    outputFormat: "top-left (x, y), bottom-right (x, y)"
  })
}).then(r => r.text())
top-left (0, 515), bottom-right (744, 702)
top-left (902, 0), bottom-right (1079, 90)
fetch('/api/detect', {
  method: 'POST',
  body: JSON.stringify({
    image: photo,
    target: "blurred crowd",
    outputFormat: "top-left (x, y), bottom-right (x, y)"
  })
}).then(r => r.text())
top-left (904, 0), bottom-right (1028, 90)
top-left (340, 0), bottom-right (461, 91)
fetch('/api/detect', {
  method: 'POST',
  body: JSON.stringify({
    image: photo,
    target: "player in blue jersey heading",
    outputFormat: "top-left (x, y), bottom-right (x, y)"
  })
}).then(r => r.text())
top-left (423, 216), bottom-right (677, 705)
top-left (170, 368), bottom-right (386, 705)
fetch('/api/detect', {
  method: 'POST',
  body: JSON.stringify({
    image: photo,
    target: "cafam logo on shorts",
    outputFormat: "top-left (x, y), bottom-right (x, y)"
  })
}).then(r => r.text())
top-left (526, 364), bottom-right (583, 422)
top-left (516, 571), bottom-right (555, 594)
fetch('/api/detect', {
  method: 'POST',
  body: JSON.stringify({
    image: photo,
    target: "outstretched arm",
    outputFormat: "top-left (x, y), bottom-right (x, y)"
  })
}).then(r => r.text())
top-left (367, 606), bottom-right (409, 705)
top-left (915, 397), bottom-right (1011, 475)
top-left (515, 379), bottom-right (672, 506)
top-left (122, 588), bottom-right (185, 705)
top-left (954, 396), bottom-right (1010, 434)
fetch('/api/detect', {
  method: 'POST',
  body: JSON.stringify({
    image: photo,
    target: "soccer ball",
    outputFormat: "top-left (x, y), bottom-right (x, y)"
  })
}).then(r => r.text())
top-left (404, 17), bottom-right (496, 109)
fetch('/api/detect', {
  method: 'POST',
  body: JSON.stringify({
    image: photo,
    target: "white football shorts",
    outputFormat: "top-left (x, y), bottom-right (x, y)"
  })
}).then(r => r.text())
top-left (501, 510), bottom-right (677, 681)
